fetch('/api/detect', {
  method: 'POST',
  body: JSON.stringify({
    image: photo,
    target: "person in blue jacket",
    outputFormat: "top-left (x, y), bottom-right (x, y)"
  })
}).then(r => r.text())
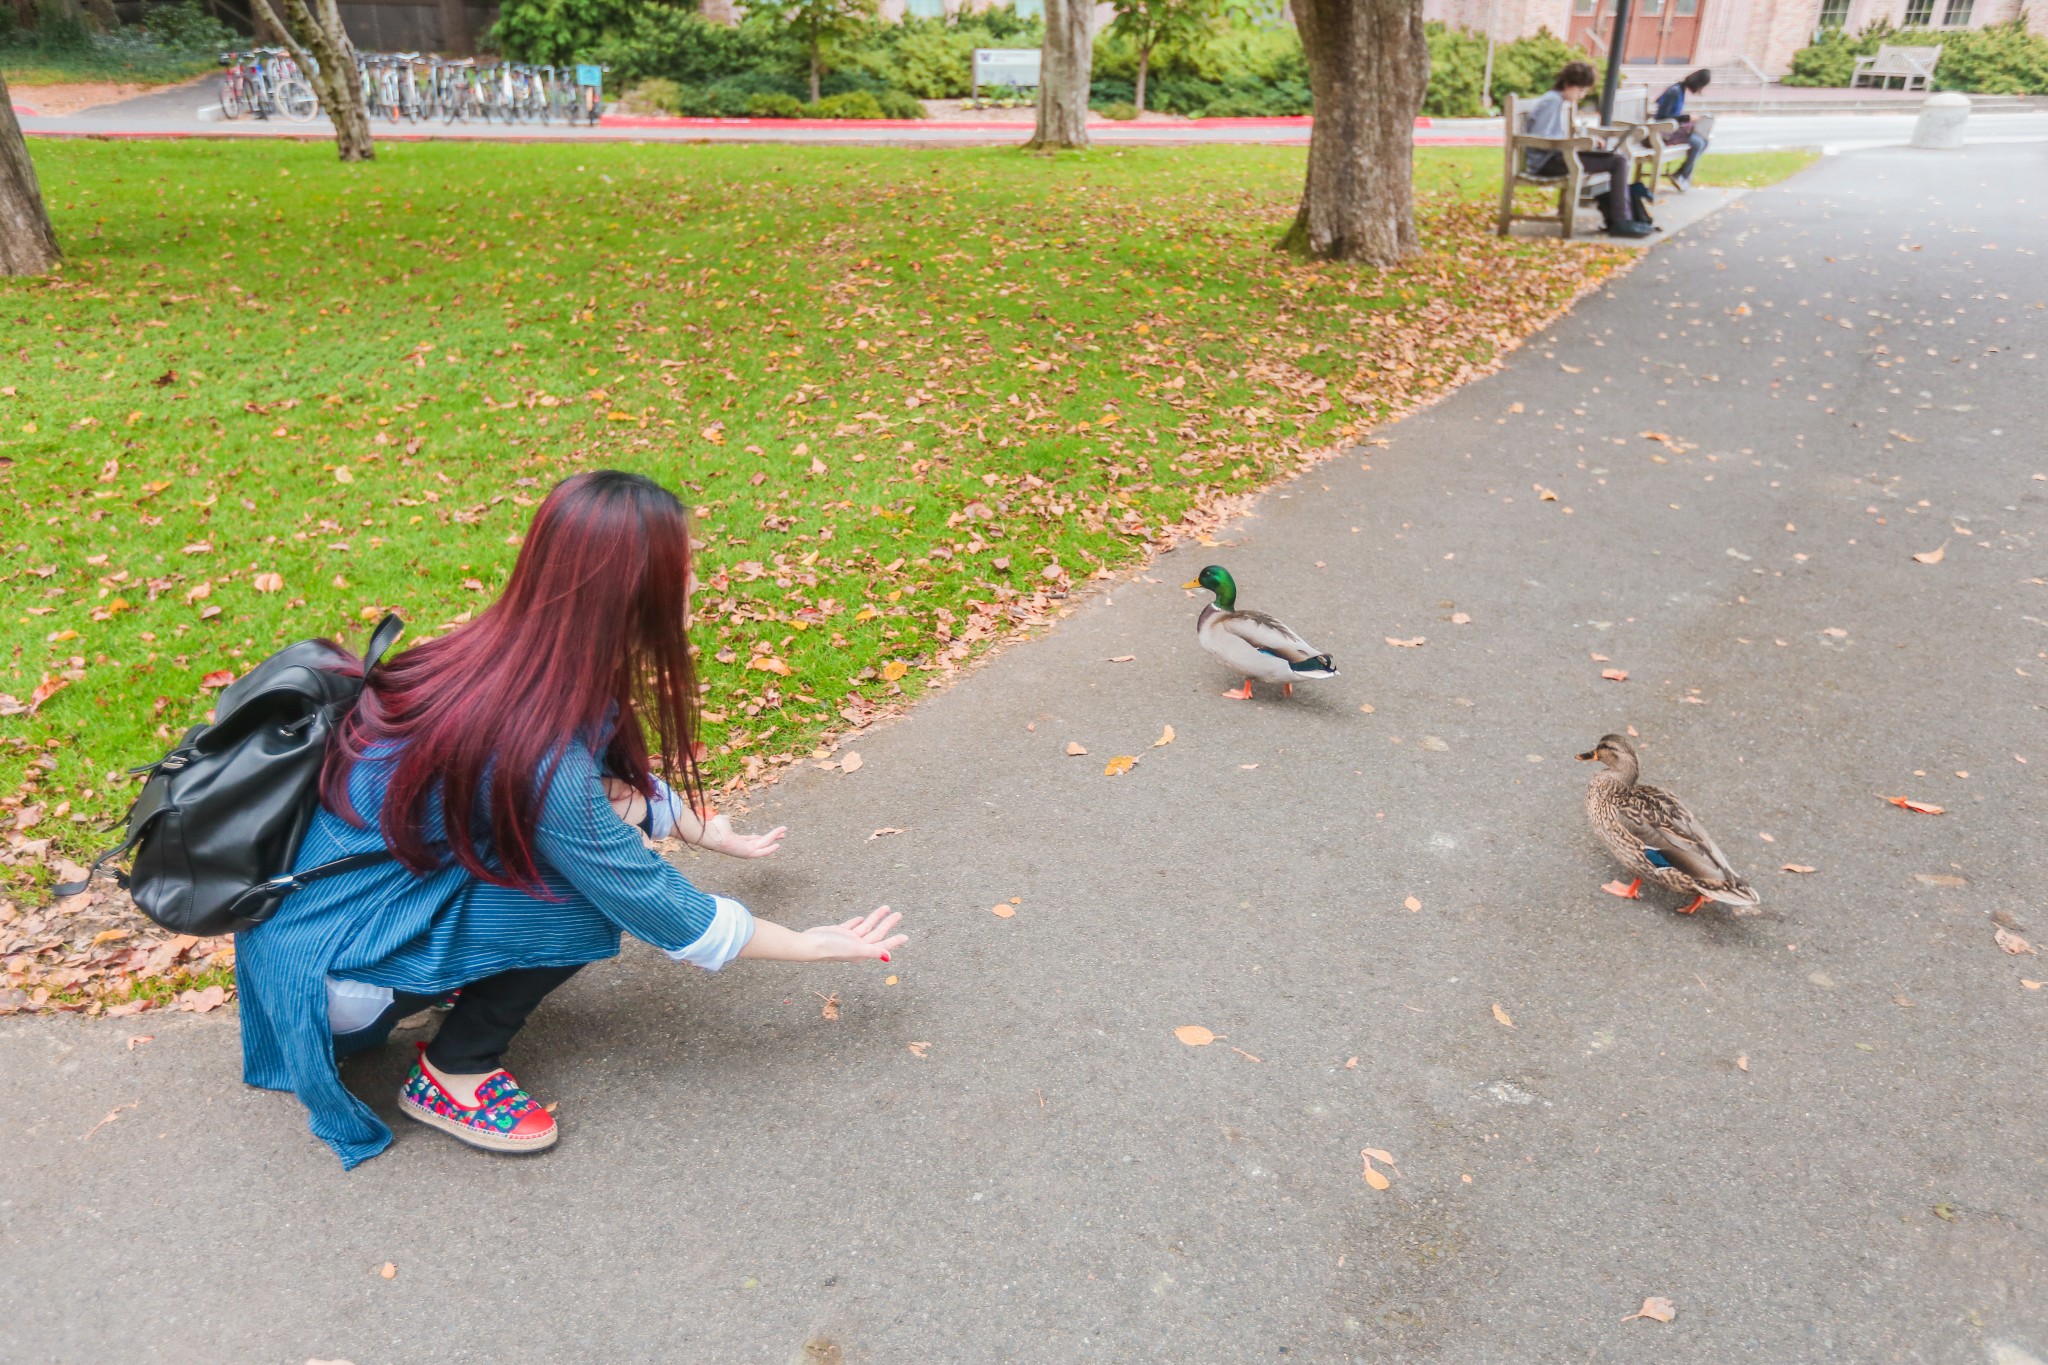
top-left (237, 469), bottom-right (907, 1168)
top-left (1655, 68), bottom-right (1713, 191)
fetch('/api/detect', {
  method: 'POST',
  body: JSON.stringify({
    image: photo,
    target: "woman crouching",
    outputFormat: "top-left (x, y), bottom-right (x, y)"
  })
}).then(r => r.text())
top-left (237, 470), bottom-right (905, 1168)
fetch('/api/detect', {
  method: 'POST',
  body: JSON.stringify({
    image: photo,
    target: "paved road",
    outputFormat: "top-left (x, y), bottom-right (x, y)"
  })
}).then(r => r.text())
top-left (5, 143), bottom-right (2047, 1364)
top-left (16, 77), bottom-right (2048, 151)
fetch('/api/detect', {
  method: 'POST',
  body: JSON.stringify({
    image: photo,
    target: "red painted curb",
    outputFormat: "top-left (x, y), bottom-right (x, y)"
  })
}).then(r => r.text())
top-left (10, 105), bottom-right (39, 116)
top-left (597, 113), bottom-right (1435, 131)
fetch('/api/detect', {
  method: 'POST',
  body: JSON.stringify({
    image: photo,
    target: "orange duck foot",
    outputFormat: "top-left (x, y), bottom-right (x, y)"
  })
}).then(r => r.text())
top-left (1223, 680), bottom-right (1254, 700)
top-left (1677, 893), bottom-right (1709, 914)
top-left (1601, 879), bottom-right (1643, 900)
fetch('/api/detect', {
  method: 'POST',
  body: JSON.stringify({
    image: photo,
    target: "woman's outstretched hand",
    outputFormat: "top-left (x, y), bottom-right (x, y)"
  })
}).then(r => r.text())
top-left (799, 906), bottom-right (906, 962)
top-left (694, 812), bottom-right (786, 860)
top-left (742, 906), bottom-right (905, 963)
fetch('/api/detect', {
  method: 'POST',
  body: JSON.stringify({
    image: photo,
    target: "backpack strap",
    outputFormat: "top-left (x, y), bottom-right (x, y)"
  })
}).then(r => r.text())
top-left (221, 849), bottom-right (401, 921)
top-left (363, 613), bottom-right (405, 673)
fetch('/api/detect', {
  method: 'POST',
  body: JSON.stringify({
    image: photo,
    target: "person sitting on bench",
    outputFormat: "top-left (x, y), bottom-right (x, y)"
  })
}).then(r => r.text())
top-left (1523, 61), bottom-right (1651, 239)
top-left (1655, 68), bottom-right (1712, 192)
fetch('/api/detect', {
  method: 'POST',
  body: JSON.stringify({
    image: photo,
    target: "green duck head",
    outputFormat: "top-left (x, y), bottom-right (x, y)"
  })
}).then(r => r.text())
top-left (1184, 565), bottom-right (1237, 611)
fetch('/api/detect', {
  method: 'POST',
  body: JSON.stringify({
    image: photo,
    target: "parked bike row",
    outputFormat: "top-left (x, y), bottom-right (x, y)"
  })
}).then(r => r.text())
top-left (217, 49), bottom-right (607, 125)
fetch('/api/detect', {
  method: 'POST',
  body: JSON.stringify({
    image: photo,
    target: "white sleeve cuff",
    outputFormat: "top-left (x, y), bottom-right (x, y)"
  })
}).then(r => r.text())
top-left (647, 777), bottom-right (686, 841)
top-left (663, 895), bottom-right (755, 971)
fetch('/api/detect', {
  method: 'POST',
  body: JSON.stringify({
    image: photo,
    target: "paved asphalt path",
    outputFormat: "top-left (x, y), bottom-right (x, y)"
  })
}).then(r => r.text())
top-left (16, 77), bottom-right (2048, 151)
top-left (5, 144), bottom-right (2047, 1364)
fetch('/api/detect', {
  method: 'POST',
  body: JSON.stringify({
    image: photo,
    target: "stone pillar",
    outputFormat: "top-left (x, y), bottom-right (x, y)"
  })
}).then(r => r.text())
top-left (1910, 91), bottom-right (1969, 149)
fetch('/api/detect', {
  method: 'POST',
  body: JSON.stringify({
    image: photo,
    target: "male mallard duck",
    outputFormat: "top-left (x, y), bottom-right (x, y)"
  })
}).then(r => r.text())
top-left (1577, 733), bottom-right (1759, 914)
top-left (1184, 565), bottom-right (1337, 700)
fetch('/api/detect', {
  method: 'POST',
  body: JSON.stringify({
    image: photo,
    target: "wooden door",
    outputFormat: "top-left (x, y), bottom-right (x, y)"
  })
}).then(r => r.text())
top-left (1568, 0), bottom-right (1704, 63)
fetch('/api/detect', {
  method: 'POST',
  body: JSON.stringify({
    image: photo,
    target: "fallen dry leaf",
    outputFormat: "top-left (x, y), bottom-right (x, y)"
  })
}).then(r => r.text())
top-left (1622, 1296), bottom-right (1676, 1324)
top-left (2023, 979), bottom-right (2044, 990)
top-left (815, 991), bottom-right (841, 1020)
top-left (1230, 1046), bottom-right (1262, 1063)
top-left (1881, 795), bottom-right (1945, 815)
top-left (868, 827), bottom-right (907, 840)
top-left (1403, 896), bottom-right (1422, 912)
top-left (1065, 741), bottom-right (1089, 756)
top-left (199, 670), bottom-right (236, 690)
top-left (1384, 636), bottom-right (1426, 648)
top-left (1780, 864), bottom-right (1817, 875)
top-left (81, 1101), bottom-right (136, 1141)
top-left (1104, 755), bottom-right (1137, 777)
top-left (1450, 612), bottom-right (1472, 624)
top-left (990, 904), bottom-right (1016, 918)
top-left (1152, 725), bottom-right (1175, 748)
top-left (1362, 1161), bottom-right (1391, 1191)
top-left (1345, 1056), bottom-right (1359, 1068)
top-left (1994, 927), bottom-right (2037, 956)
top-left (1174, 1025), bottom-right (1216, 1047)
top-left (1911, 542), bottom-right (1948, 565)
top-left (127, 1035), bottom-right (155, 1050)
top-left (1735, 1055), bottom-right (1750, 1072)
top-left (880, 660), bottom-right (909, 682)
top-left (252, 571), bottom-right (285, 593)
top-left (1491, 1003), bottom-right (1516, 1030)
top-left (379, 1263), bottom-right (397, 1280)
top-left (1823, 627), bottom-right (1848, 639)
top-left (1600, 668), bottom-right (1629, 683)
top-left (837, 751), bottom-right (863, 774)
top-left (906, 1040), bottom-right (931, 1058)
top-left (1358, 702), bottom-right (1376, 713)
top-left (1107, 654), bottom-right (1136, 663)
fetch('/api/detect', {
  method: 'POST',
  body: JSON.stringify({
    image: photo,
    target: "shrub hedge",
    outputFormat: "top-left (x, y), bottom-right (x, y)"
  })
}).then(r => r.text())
top-left (1782, 19), bottom-right (2048, 93)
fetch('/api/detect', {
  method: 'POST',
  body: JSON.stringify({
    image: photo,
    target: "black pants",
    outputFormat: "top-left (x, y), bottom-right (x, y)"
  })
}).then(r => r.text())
top-left (337, 964), bottom-right (582, 1074)
top-left (1533, 149), bottom-right (1631, 230)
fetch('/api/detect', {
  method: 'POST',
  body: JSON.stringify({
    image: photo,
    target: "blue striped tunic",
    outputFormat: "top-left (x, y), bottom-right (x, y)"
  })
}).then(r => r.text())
top-left (238, 743), bottom-right (730, 1168)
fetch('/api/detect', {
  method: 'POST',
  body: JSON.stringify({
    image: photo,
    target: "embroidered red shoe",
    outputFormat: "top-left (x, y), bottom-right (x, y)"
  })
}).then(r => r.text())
top-left (397, 1043), bottom-right (557, 1153)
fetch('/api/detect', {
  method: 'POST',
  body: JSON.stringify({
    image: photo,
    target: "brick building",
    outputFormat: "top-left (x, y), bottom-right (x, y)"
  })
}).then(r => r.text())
top-left (1424, 0), bottom-right (2047, 76)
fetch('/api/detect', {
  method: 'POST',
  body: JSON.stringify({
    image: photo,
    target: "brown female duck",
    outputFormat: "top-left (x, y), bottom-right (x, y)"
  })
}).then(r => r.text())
top-left (1577, 733), bottom-right (1759, 914)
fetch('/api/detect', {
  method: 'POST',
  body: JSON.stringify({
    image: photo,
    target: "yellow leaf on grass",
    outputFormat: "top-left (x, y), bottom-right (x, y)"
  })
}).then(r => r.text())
top-left (1104, 755), bottom-right (1136, 776)
top-left (1492, 1003), bottom-right (1516, 1030)
top-left (1152, 725), bottom-right (1175, 748)
top-left (880, 660), bottom-right (909, 682)
top-left (748, 656), bottom-right (793, 676)
top-left (1174, 1025), bottom-right (1215, 1046)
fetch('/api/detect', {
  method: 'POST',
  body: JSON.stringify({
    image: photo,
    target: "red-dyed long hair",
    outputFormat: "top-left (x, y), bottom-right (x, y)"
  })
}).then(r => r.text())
top-left (323, 470), bottom-right (702, 890)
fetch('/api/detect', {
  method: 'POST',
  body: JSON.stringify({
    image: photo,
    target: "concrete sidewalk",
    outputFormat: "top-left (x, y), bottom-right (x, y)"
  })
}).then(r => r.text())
top-left (4, 143), bottom-right (2046, 1364)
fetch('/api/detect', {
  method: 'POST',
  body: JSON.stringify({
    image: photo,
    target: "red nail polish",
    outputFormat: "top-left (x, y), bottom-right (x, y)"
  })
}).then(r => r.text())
top-left (879, 953), bottom-right (890, 963)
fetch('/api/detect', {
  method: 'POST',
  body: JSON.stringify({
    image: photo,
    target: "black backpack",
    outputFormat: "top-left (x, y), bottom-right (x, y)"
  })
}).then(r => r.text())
top-left (57, 614), bottom-right (406, 937)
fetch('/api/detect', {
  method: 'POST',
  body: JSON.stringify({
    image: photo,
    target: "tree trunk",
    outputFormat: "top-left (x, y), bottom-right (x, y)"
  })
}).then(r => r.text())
top-left (436, 0), bottom-right (472, 54)
top-left (1279, 0), bottom-right (1428, 264)
top-left (1025, 0), bottom-right (1092, 150)
top-left (809, 41), bottom-right (821, 104)
top-left (1135, 39), bottom-right (1149, 115)
top-left (0, 73), bottom-right (61, 277)
top-left (254, 0), bottom-right (375, 162)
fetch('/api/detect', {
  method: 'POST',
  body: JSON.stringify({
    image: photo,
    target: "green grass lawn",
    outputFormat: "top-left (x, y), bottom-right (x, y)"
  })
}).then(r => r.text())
top-left (0, 139), bottom-right (1810, 910)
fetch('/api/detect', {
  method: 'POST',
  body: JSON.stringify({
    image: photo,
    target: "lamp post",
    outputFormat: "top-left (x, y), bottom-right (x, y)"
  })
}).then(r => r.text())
top-left (1481, 0), bottom-right (1501, 113)
top-left (1598, 0), bottom-right (1634, 123)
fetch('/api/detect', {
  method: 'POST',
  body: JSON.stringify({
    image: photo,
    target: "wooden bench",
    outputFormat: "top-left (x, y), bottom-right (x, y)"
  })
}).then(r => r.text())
top-left (1598, 86), bottom-right (1685, 191)
top-left (1852, 43), bottom-right (1942, 91)
top-left (1497, 93), bottom-right (1674, 238)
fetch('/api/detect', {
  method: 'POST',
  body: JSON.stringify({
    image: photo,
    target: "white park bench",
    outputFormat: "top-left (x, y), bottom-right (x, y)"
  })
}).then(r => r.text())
top-left (1851, 44), bottom-right (1942, 91)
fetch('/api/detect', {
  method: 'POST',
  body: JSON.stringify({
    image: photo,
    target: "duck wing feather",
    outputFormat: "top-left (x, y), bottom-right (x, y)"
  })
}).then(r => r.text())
top-left (1614, 784), bottom-right (1744, 888)
top-left (1217, 609), bottom-right (1321, 663)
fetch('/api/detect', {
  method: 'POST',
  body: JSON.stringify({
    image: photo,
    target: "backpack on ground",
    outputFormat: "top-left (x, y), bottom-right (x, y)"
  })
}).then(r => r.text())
top-left (1629, 181), bottom-right (1659, 228)
top-left (56, 614), bottom-right (406, 937)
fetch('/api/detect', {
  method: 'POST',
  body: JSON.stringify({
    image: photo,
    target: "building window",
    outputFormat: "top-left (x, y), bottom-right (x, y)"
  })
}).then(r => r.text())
top-left (1816, 0), bottom-right (1849, 25)
top-left (1902, 0), bottom-right (1935, 24)
top-left (906, 0), bottom-right (944, 14)
top-left (1942, 0), bottom-right (1973, 23)
top-left (1640, 0), bottom-right (1663, 15)
top-left (1674, 0), bottom-right (1697, 13)
top-left (1573, 0), bottom-right (1595, 14)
